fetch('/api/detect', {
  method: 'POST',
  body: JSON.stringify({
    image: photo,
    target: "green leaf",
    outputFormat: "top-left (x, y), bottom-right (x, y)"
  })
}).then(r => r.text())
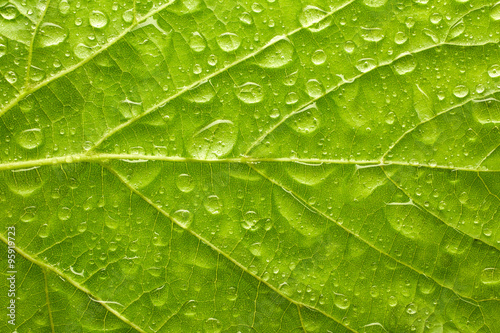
top-left (1, 0), bottom-right (499, 332)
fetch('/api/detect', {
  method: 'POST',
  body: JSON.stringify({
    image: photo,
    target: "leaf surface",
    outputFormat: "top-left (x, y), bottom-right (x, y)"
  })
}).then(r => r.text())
top-left (0, 0), bottom-right (499, 332)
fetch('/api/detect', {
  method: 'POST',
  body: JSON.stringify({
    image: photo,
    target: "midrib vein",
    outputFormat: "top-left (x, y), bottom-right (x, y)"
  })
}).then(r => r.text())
top-left (103, 163), bottom-right (357, 333)
top-left (0, 153), bottom-right (498, 172)
top-left (0, 233), bottom-right (146, 333)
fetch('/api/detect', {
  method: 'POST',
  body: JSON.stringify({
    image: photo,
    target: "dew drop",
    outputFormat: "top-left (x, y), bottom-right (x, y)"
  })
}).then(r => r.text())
top-left (490, 3), bottom-right (500, 20)
top-left (392, 54), bottom-right (416, 75)
top-left (239, 12), bottom-right (253, 25)
top-left (173, 209), bottom-right (193, 229)
top-left (488, 64), bottom-right (500, 78)
top-left (203, 318), bottom-right (222, 333)
top-left (305, 79), bottom-right (324, 98)
top-left (355, 58), bottom-right (377, 73)
top-left (242, 211), bottom-right (259, 230)
top-left (89, 10), bottom-right (108, 28)
top-left (255, 38), bottom-right (294, 69)
top-left (122, 9), bottom-right (134, 23)
top-left (311, 49), bottom-right (326, 65)
top-left (249, 242), bottom-right (262, 256)
top-left (299, 6), bottom-right (328, 28)
top-left (204, 195), bottom-right (222, 215)
top-left (480, 268), bottom-right (500, 285)
top-left (334, 293), bottom-right (350, 309)
top-left (74, 43), bottom-right (92, 59)
top-left (344, 40), bottom-right (355, 53)
top-left (236, 82), bottom-right (264, 104)
top-left (189, 32), bottom-right (206, 53)
top-left (448, 20), bottom-right (465, 39)
top-left (176, 174), bottom-right (194, 193)
top-left (217, 33), bottom-right (241, 52)
top-left (187, 120), bottom-right (237, 159)
top-left (0, 4), bottom-right (19, 20)
top-left (363, 0), bottom-right (387, 7)
top-left (287, 103), bottom-right (321, 135)
top-left (38, 224), bottom-right (49, 238)
top-left (58, 207), bottom-right (71, 221)
top-left (16, 128), bottom-right (43, 149)
top-left (36, 23), bottom-right (68, 48)
top-left (453, 85), bottom-right (469, 98)
top-left (285, 92), bottom-right (298, 105)
top-left (394, 31), bottom-right (408, 44)
top-left (59, 0), bottom-right (70, 14)
top-left (406, 303), bottom-right (417, 315)
top-left (5, 71), bottom-right (17, 84)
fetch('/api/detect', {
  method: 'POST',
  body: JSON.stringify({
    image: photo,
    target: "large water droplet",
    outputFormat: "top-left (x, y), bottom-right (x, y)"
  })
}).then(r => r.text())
top-left (334, 293), bottom-right (350, 309)
top-left (488, 64), bottom-right (500, 78)
top-left (185, 81), bottom-right (216, 104)
top-left (15, 128), bottom-right (43, 149)
top-left (89, 10), bottom-right (108, 28)
top-left (176, 174), bottom-right (195, 193)
top-left (311, 49), bottom-right (326, 65)
top-left (355, 58), bottom-right (377, 73)
top-left (59, 0), bottom-right (70, 14)
top-left (5, 71), bottom-right (17, 84)
top-left (448, 20), bottom-right (465, 39)
top-left (204, 195), bottom-right (222, 215)
top-left (189, 32), bottom-right (206, 52)
top-left (299, 6), bottom-right (328, 28)
top-left (217, 33), bottom-right (241, 52)
top-left (392, 54), bottom-right (416, 75)
top-left (36, 23), bottom-right (68, 47)
top-left (236, 82), bottom-right (264, 104)
top-left (6, 168), bottom-right (44, 197)
top-left (172, 209), bottom-right (193, 228)
top-left (187, 120), bottom-right (237, 159)
top-left (287, 103), bottom-right (321, 135)
top-left (453, 85), bottom-right (468, 98)
top-left (74, 43), bottom-right (93, 59)
top-left (490, 3), bottom-right (500, 20)
top-left (480, 268), bottom-right (500, 284)
top-left (58, 207), bottom-right (72, 221)
top-left (0, 4), bottom-right (19, 20)
top-left (203, 318), bottom-right (222, 333)
top-left (285, 162), bottom-right (334, 186)
top-left (38, 224), bottom-right (49, 238)
top-left (361, 27), bottom-right (385, 42)
top-left (122, 9), bottom-right (134, 23)
top-left (305, 79), bottom-right (324, 98)
top-left (256, 38), bottom-right (294, 69)
top-left (394, 31), bottom-right (408, 44)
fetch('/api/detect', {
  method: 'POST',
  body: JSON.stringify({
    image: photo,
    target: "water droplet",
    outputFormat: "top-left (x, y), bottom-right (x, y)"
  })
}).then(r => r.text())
top-left (58, 207), bottom-right (71, 221)
top-left (363, 0), bottom-right (387, 7)
top-left (21, 206), bottom-right (37, 222)
top-left (16, 128), bottom-right (43, 149)
top-left (344, 40), bottom-right (355, 53)
top-left (122, 9), bottom-right (134, 23)
top-left (453, 85), bottom-right (468, 98)
top-left (78, 222), bottom-right (87, 233)
top-left (256, 38), bottom-right (294, 68)
top-left (285, 92), bottom-right (298, 105)
top-left (355, 58), bottom-right (377, 73)
top-left (480, 268), bottom-right (500, 285)
top-left (204, 195), bottom-right (222, 215)
top-left (239, 12), bottom-right (253, 25)
top-left (305, 79), bottom-right (324, 98)
top-left (299, 6), bottom-right (327, 28)
top-left (406, 303), bottom-right (417, 315)
top-left (361, 27), bottom-right (385, 42)
top-left (89, 10), bottom-right (108, 28)
top-left (203, 318), bottom-right (222, 333)
top-left (236, 82), bottom-right (264, 104)
top-left (189, 32), bottom-right (206, 52)
top-left (30, 66), bottom-right (45, 82)
top-left (311, 49), bottom-right (326, 65)
top-left (394, 31), bottom-right (408, 44)
top-left (172, 209), bottom-right (193, 228)
top-left (74, 43), bottom-right (92, 59)
top-left (217, 33), bottom-right (241, 52)
top-left (448, 20), bottom-right (465, 39)
top-left (392, 54), bottom-right (416, 75)
top-left (388, 295), bottom-right (398, 307)
top-left (36, 23), bottom-right (68, 48)
top-left (5, 71), bottom-right (17, 84)
top-left (488, 64), bottom-right (500, 78)
top-left (0, 4), bottom-right (19, 20)
top-left (38, 224), bottom-right (49, 238)
top-left (187, 120), bottom-right (237, 159)
top-left (385, 112), bottom-right (396, 124)
top-left (430, 13), bottom-right (442, 25)
top-left (490, 3), bottom-right (500, 20)
top-left (193, 63), bottom-right (202, 74)
top-left (6, 168), bottom-right (43, 197)
top-left (176, 174), bottom-right (195, 193)
top-left (208, 54), bottom-right (217, 66)
top-left (287, 103), bottom-right (321, 135)
top-left (151, 285), bottom-right (168, 307)
top-left (249, 242), bottom-right (262, 256)
top-left (59, 0), bottom-right (70, 14)
top-left (334, 293), bottom-right (350, 309)
top-left (185, 81), bottom-right (216, 104)
top-left (242, 211), bottom-right (259, 230)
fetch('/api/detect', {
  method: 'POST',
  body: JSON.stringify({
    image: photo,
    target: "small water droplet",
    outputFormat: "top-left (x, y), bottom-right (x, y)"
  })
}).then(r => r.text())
top-left (177, 174), bottom-right (195, 193)
top-left (5, 71), bottom-right (17, 84)
top-left (187, 120), bottom-right (237, 159)
top-left (406, 303), bottom-right (417, 314)
top-left (392, 54), bottom-right (416, 75)
top-left (334, 293), bottom-right (350, 309)
top-left (239, 12), bottom-right (253, 25)
top-left (37, 23), bottom-right (68, 48)
top-left (204, 195), bottom-right (222, 215)
top-left (58, 207), bottom-right (72, 221)
top-left (394, 31), bottom-right (408, 44)
top-left (344, 40), bottom-right (355, 53)
top-left (74, 43), bottom-right (92, 59)
top-left (488, 64), bottom-right (500, 78)
top-left (287, 103), bottom-right (321, 135)
top-left (203, 318), bottom-right (222, 333)
top-left (480, 268), bottom-right (500, 284)
top-left (305, 79), bottom-right (324, 98)
top-left (122, 9), bottom-right (134, 23)
top-left (38, 224), bottom-right (49, 238)
top-left (311, 49), bottom-right (326, 65)
top-left (299, 6), bottom-right (327, 28)
top-left (256, 38), bottom-right (294, 68)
